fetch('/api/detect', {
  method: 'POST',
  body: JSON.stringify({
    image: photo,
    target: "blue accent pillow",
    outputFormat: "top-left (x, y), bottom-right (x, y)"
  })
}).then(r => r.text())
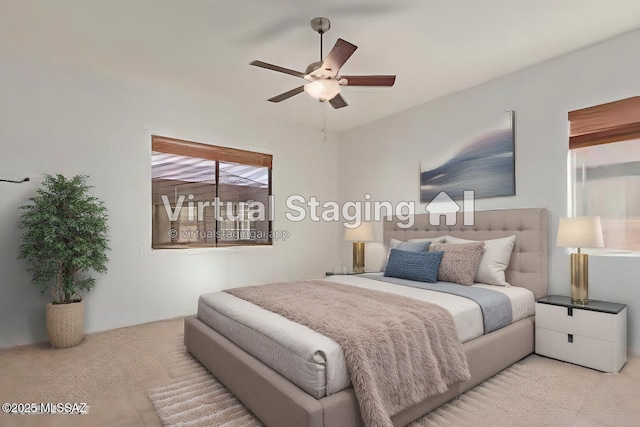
top-left (384, 248), bottom-right (444, 283)
top-left (395, 240), bottom-right (431, 252)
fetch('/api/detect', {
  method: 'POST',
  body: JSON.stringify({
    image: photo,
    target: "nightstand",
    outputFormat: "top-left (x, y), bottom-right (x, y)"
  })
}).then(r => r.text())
top-left (535, 295), bottom-right (627, 373)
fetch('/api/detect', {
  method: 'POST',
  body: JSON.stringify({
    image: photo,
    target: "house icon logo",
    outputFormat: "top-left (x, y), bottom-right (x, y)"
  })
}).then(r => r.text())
top-left (424, 191), bottom-right (475, 226)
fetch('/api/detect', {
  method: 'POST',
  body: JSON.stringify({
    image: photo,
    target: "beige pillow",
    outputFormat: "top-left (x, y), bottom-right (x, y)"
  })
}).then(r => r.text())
top-left (446, 235), bottom-right (516, 286)
top-left (431, 242), bottom-right (485, 286)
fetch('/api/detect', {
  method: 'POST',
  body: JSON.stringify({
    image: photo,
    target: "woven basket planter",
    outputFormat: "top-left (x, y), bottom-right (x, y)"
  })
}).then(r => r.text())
top-left (46, 300), bottom-right (84, 349)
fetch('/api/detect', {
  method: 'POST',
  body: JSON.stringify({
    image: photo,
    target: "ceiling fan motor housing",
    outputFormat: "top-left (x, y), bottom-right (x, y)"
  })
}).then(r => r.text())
top-left (305, 61), bottom-right (323, 75)
top-left (310, 17), bottom-right (330, 34)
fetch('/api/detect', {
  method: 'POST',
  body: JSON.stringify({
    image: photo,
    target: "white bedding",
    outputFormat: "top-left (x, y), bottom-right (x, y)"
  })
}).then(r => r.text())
top-left (196, 274), bottom-right (535, 399)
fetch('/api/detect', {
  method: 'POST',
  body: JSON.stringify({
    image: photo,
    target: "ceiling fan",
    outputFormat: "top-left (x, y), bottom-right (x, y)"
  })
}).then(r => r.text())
top-left (250, 17), bottom-right (396, 109)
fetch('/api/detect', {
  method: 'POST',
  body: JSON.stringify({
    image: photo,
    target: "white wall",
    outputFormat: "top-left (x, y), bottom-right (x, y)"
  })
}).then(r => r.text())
top-left (0, 53), bottom-right (341, 348)
top-left (3, 30), bottom-right (639, 356)
top-left (338, 30), bottom-right (640, 354)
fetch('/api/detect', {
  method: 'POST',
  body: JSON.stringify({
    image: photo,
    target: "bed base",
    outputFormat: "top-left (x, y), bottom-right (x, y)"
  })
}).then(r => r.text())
top-left (184, 314), bottom-right (535, 427)
top-left (184, 208), bottom-right (547, 425)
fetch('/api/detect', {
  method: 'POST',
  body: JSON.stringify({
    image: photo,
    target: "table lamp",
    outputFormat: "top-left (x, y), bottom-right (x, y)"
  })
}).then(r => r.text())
top-left (344, 222), bottom-right (374, 274)
top-left (556, 216), bottom-right (604, 304)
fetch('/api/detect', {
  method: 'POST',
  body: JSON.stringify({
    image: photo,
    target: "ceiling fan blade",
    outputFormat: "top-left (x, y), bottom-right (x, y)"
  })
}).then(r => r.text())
top-left (250, 60), bottom-right (306, 79)
top-left (267, 86), bottom-right (305, 103)
top-left (328, 93), bottom-right (348, 109)
top-left (340, 75), bottom-right (396, 86)
top-left (320, 38), bottom-right (358, 76)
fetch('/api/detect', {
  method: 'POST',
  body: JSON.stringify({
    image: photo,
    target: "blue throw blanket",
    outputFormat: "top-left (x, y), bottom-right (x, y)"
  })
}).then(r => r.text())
top-left (360, 274), bottom-right (512, 334)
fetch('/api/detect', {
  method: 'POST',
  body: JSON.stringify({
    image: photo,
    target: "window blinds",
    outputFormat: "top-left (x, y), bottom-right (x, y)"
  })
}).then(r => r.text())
top-left (568, 96), bottom-right (640, 149)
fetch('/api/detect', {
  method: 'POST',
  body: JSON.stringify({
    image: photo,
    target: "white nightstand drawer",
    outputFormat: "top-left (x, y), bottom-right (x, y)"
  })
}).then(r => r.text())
top-left (535, 296), bottom-right (627, 373)
top-left (535, 328), bottom-right (617, 372)
top-left (535, 302), bottom-right (615, 342)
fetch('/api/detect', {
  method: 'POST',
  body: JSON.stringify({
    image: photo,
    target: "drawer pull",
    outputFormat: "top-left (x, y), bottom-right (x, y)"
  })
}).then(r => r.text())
top-left (567, 307), bottom-right (573, 316)
top-left (568, 334), bottom-right (573, 343)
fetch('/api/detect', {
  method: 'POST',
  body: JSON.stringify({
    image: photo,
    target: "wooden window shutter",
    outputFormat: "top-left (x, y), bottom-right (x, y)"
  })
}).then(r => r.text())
top-left (568, 96), bottom-right (640, 150)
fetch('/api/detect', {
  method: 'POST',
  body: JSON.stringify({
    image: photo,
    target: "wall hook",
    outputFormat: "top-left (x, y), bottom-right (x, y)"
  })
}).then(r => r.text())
top-left (0, 177), bottom-right (30, 183)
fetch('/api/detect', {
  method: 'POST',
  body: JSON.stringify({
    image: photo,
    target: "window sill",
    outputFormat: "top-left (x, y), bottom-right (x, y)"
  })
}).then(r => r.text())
top-left (591, 251), bottom-right (640, 258)
top-left (149, 245), bottom-right (273, 255)
top-left (560, 247), bottom-right (640, 257)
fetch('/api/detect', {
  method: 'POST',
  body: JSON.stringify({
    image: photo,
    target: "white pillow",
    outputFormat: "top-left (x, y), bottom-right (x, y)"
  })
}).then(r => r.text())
top-left (445, 235), bottom-right (516, 286)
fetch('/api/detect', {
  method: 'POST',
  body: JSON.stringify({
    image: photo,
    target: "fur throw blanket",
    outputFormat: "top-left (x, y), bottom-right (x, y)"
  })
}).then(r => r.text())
top-left (226, 281), bottom-right (470, 427)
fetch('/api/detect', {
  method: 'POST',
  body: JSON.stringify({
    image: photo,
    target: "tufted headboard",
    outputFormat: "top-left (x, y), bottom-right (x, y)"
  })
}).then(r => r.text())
top-left (383, 208), bottom-right (548, 299)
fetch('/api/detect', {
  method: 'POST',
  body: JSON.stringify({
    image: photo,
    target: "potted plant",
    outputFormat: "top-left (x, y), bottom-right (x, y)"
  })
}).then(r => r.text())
top-left (19, 174), bottom-right (109, 348)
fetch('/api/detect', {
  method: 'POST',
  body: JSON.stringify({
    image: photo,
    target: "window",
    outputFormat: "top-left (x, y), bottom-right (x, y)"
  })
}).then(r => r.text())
top-left (568, 96), bottom-right (640, 251)
top-left (151, 136), bottom-right (272, 249)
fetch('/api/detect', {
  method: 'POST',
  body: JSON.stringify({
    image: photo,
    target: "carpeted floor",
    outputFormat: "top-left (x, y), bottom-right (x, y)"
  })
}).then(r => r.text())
top-left (2, 316), bottom-right (639, 427)
top-left (0, 317), bottom-right (184, 427)
top-left (150, 340), bottom-right (640, 427)
top-left (415, 354), bottom-right (640, 426)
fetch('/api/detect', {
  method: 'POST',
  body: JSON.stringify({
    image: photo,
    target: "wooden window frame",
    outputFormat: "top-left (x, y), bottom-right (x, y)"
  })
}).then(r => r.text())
top-left (151, 135), bottom-right (273, 249)
top-left (568, 96), bottom-right (640, 251)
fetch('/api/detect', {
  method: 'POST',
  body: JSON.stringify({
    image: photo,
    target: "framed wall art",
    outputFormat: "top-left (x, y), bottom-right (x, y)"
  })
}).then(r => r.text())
top-left (420, 110), bottom-right (515, 202)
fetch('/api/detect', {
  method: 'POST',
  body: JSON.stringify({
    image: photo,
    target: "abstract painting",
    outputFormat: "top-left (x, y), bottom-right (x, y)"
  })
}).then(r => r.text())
top-left (420, 111), bottom-right (515, 202)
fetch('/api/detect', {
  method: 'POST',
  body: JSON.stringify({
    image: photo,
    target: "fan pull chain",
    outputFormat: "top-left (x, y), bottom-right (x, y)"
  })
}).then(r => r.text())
top-left (323, 104), bottom-right (327, 142)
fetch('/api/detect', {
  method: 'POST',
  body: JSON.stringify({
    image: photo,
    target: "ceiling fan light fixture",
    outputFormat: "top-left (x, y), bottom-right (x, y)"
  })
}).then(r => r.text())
top-left (250, 17), bottom-right (395, 109)
top-left (304, 79), bottom-right (340, 101)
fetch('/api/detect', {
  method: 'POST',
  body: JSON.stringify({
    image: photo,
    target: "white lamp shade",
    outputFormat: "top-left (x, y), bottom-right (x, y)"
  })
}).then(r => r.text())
top-left (556, 216), bottom-right (604, 249)
top-left (304, 79), bottom-right (341, 101)
top-left (344, 222), bottom-right (374, 242)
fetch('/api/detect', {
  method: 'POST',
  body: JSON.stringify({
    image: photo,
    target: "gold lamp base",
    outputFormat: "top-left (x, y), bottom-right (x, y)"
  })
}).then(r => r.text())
top-left (570, 252), bottom-right (589, 305)
top-left (352, 242), bottom-right (365, 274)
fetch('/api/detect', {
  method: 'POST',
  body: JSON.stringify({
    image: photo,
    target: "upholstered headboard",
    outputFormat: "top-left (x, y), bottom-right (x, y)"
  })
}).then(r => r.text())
top-left (383, 208), bottom-right (548, 299)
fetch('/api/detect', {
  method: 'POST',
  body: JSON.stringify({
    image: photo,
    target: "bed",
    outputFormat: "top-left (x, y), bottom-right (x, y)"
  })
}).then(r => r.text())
top-left (184, 208), bottom-right (548, 426)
